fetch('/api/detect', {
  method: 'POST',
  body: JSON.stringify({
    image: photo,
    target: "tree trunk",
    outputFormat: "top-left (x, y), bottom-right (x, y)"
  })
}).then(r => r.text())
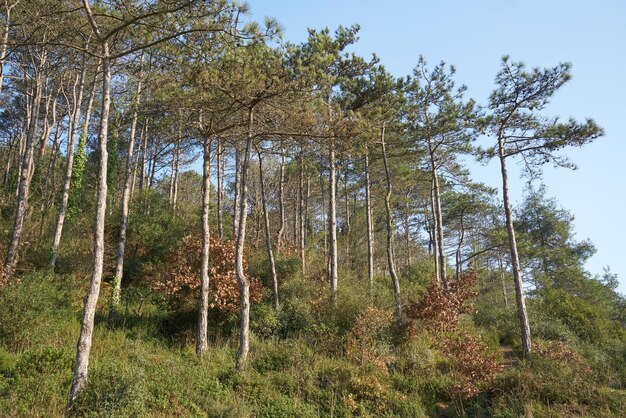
top-left (430, 180), bottom-right (440, 285)
top-left (364, 146), bottom-right (374, 285)
top-left (455, 211), bottom-right (465, 281)
top-left (380, 125), bottom-right (402, 323)
top-left (68, 33), bottom-right (111, 407)
top-left (197, 136), bottom-right (212, 354)
top-left (299, 151), bottom-right (305, 275)
top-left (429, 144), bottom-right (447, 288)
top-left (0, 1), bottom-right (16, 94)
top-left (49, 66), bottom-right (86, 268)
top-left (276, 144), bottom-right (286, 249)
top-left (498, 253), bottom-right (509, 308)
top-left (110, 65), bottom-right (143, 310)
top-left (498, 138), bottom-right (532, 356)
top-left (216, 136), bottom-right (224, 239)
top-left (233, 143), bottom-right (242, 236)
top-left (328, 136), bottom-right (338, 302)
top-left (257, 147), bottom-right (279, 310)
top-left (235, 108), bottom-right (253, 370)
top-left (343, 163), bottom-right (350, 267)
top-left (4, 69), bottom-right (43, 279)
top-left (138, 118), bottom-right (149, 191)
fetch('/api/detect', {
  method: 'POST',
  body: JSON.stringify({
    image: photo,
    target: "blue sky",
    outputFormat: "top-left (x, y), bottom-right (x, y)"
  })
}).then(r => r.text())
top-left (247, 0), bottom-right (626, 292)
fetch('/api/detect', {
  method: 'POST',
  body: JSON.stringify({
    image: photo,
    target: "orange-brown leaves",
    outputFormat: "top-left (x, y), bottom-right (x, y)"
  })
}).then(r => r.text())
top-left (405, 271), bottom-right (499, 399)
top-left (405, 271), bottom-right (478, 334)
top-left (151, 235), bottom-right (263, 313)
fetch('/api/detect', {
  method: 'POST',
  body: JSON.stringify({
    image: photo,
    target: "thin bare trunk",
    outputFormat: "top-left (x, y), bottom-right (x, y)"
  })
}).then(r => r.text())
top-left (364, 146), bottom-right (374, 285)
top-left (429, 143), bottom-right (447, 288)
top-left (276, 144), bottom-right (285, 249)
top-left (50, 66), bottom-right (87, 268)
top-left (197, 136), bottom-right (211, 354)
top-left (216, 137), bottom-right (224, 239)
top-left (138, 118), bottom-right (149, 191)
top-left (455, 212), bottom-right (465, 281)
top-left (498, 253), bottom-right (509, 308)
top-left (4, 69), bottom-right (43, 278)
top-left (328, 136), bottom-right (338, 302)
top-left (257, 147), bottom-right (279, 310)
top-left (343, 164), bottom-right (350, 267)
top-left (430, 180), bottom-right (440, 285)
top-left (110, 63), bottom-right (143, 309)
top-left (235, 108), bottom-right (253, 370)
top-left (380, 125), bottom-right (402, 323)
top-left (299, 151), bottom-right (305, 275)
top-left (233, 143), bottom-right (242, 235)
top-left (498, 137), bottom-right (531, 356)
top-left (68, 15), bottom-right (111, 405)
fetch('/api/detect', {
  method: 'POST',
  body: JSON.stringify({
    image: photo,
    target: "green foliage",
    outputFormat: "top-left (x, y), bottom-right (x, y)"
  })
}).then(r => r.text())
top-left (537, 288), bottom-right (625, 344)
top-left (68, 129), bottom-right (87, 220)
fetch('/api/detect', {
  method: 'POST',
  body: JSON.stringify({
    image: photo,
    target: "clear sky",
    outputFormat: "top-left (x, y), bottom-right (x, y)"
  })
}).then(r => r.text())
top-left (247, 0), bottom-right (626, 292)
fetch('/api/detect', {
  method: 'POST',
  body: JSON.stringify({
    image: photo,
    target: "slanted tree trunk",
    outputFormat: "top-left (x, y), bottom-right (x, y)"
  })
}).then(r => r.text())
top-left (4, 67), bottom-right (43, 279)
top-left (235, 108), bottom-right (253, 370)
top-left (49, 66), bottom-right (86, 268)
top-left (276, 144), bottom-right (286, 249)
top-left (429, 180), bottom-right (440, 285)
top-left (197, 136), bottom-right (212, 354)
top-left (380, 125), bottom-right (402, 323)
top-left (68, 15), bottom-right (111, 405)
top-left (498, 137), bottom-right (532, 356)
top-left (364, 145), bottom-right (374, 285)
top-left (110, 63), bottom-right (143, 310)
top-left (257, 147), bottom-right (279, 310)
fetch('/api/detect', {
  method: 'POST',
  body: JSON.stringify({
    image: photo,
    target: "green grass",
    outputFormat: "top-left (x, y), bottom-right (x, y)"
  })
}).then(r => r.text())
top-left (0, 270), bottom-right (624, 417)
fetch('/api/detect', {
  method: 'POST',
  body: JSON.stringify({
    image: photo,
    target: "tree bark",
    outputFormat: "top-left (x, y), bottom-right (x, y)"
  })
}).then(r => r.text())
top-left (429, 142), bottom-right (447, 288)
top-left (233, 142), bottom-right (242, 236)
top-left (328, 135), bottom-right (338, 302)
top-left (498, 136), bottom-right (532, 356)
top-left (276, 143), bottom-right (286, 249)
top-left (68, 18), bottom-right (111, 406)
top-left (4, 67), bottom-right (43, 279)
top-left (50, 66), bottom-right (87, 269)
top-left (235, 108), bottom-right (253, 370)
top-left (197, 136), bottom-right (211, 354)
top-left (257, 147), bottom-right (279, 310)
top-left (430, 180), bottom-right (440, 285)
top-left (216, 136), bottom-right (224, 239)
top-left (380, 125), bottom-right (402, 323)
top-left (498, 253), bottom-right (509, 308)
top-left (364, 145), bottom-right (374, 285)
top-left (138, 118), bottom-right (149, 191)
top-left (110, 62), bottom-right (143, 310)
top-left (299, 150), bottom-right (305, 275)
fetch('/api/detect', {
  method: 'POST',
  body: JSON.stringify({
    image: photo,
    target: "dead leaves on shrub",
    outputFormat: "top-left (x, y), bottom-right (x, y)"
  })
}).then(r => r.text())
top-left (151, 235), bottom-right (263, 313)
top-left (405, 271), bottom-right (500, 399)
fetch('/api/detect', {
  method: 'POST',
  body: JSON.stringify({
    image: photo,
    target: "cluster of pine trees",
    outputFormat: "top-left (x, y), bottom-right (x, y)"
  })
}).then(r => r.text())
top-left (0, 1), bottom-right (622, 413)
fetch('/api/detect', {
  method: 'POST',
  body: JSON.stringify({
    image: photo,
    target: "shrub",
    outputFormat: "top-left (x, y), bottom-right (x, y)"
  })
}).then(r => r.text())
top-left (151, 235), bottom-right (264, 313)
top-left (346, 307), bottom-right (394, 370)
